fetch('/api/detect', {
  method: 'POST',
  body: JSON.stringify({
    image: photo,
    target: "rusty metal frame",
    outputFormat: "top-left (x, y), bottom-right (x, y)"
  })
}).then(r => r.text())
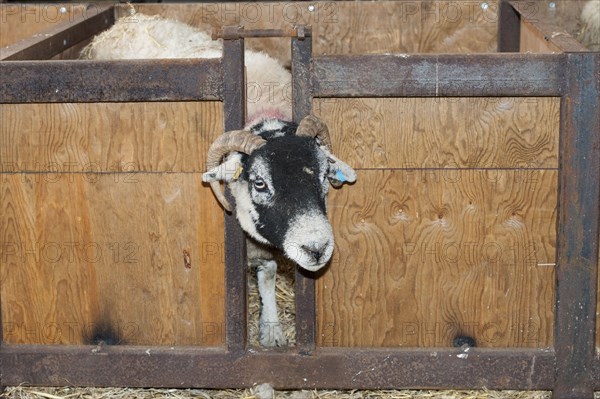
top-left (554, 51), bottom-right (599, 399)
top-left (292, 33), bottom-right (317, 356)
top-left (0, 4), bottom-right (115, 61)
top-left (222, 36), bottom-right (248, 355)
top-left (1, 3), bottom-right (600, 398)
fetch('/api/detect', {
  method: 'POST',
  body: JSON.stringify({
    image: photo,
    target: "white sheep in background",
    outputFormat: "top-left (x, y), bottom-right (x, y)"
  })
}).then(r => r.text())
top-left (579, 0), bottom-right (600, 50)
top-left (81, 13), bottom-right (292, 125)
top-left (82, 13), bottom-right (356, 347)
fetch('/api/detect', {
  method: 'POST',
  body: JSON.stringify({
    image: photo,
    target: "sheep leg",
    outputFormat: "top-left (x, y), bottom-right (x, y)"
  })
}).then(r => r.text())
top-left (256, 259), bottom-right (287, 347)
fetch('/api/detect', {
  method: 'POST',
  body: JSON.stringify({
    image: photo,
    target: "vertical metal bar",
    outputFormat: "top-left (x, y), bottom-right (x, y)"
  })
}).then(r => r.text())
top-left (498, 1), bottom-right (520, 52)
top-left (292, 36), bottom-right (313, 122)
top-left (554, 53), bottom-right (600, 399)
top-left (292, 34), bottom-right (316, 354)
top-left (222, 38), bottom-right (248, 354)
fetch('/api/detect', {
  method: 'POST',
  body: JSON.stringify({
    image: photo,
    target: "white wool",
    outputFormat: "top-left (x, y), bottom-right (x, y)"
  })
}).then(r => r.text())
top-left (579, 0), bottom-right (600, 51)
top-left (81, 14), bottom-right (221, 59)
top-left (82, 14), bottom-right (292, 123)
top-left (244, 51), bottom-right (292, 126)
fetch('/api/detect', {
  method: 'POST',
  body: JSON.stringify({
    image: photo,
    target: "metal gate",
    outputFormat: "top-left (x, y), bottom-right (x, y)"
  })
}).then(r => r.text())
top-left (1, 2), bottom-right (599, 398)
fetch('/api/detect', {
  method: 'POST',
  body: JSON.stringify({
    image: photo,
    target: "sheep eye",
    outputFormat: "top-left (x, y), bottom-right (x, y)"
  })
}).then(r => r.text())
top-left (253, 178), bottom-right (267, 191)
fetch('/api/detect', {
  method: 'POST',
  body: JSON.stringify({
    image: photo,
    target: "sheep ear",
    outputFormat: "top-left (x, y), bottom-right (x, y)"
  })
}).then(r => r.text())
top-left (202, 155), bottom-right (243, 183)
top-left (322, 148), bottom-right (356, 188)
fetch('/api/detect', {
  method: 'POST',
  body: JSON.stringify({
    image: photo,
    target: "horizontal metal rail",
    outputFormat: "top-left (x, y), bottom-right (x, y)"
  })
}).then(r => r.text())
top-left (313, 53), bottom-right (565, 98)
top-left (0, 344), bottom-right (555, 390)
top-left (0, 59), bottom-right (223, 103)
top-left (0, 54), bottom-right (566, 104)
top-left (0, 5), bottom-right (115, 61)
top-left (212, 25), bottom-right (311, 40)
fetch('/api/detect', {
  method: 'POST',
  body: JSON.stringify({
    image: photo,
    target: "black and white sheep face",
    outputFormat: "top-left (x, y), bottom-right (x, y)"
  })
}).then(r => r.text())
top-left (204, 119), bottom-right (356, 272)
top-left (237, 135), bottom-right (332, 270)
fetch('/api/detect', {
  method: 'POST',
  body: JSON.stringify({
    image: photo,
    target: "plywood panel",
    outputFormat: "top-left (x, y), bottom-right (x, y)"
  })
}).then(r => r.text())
top-left (1, 173), bottom-right (225, 346)
top-left (1, 100), bottom-right (225, 346)
top-left (133, 0), bottom-right (498, 67)
top-left (317, 169), bottom-right (556, 348)
top-left (516, 0), bottom-right (589, 53)
top-left (0, 102), bottom-right (223, 173)
top-left (520, 18), bottom-right (562, 53)
top-left (0, 4), bottom-right (88, 48)
top-left (0, 173), bottom-right (99, 344)
top-left (314, 97), bottom-right (560, 169)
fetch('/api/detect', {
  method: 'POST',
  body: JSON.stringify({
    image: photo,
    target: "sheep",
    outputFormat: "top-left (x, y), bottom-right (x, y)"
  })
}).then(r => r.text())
top-left (82, 13), bottom-right (356, 347)
top-left (578, 0), bottom-right (600, 51)
top-left (203, 116), bottom-right (356, 346)
top-left (80, 13), bottom-right (292, 126)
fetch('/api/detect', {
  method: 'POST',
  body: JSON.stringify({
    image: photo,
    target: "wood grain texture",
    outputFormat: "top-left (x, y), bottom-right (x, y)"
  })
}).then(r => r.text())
top-left (520, 18), bottom-right (562, 53)
top-left (314, 97), bottom-right (560, 169)
top-left (0, 102), bottom-right (222, 173)
top-left (0, 4), bottom-right (89, 48)
top-left (132, 1), bottom-right (498, 68)
top-left (0, 173), bottom-right (225, 346)
top-left (515, 0), bottom-right (590, 53)
top-left (318, 169), bottom-right (557, 348)
top-left (0, 101), bottom-right (225, 345)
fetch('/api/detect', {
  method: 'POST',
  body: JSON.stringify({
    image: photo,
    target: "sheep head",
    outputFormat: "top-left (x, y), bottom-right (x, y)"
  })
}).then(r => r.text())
top-left (203, 115), bottom-right (356, 271)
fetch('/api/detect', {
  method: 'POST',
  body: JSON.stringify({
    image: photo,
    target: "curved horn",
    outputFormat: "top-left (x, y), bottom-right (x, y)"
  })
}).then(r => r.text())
top-left (206, 130), bottom-right (266, 212)
top-left (295, 115), bottom-right (332, 151)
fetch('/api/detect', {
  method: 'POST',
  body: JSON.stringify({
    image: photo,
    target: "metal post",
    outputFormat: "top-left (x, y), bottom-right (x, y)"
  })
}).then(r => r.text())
top-left (498, 0), bottom-right (520, 52)
top-left (291, 33), bottom-right (316, 354)
top-left (222, 37), bottom-right (248, 354)
top-left (553, 53), bottom-right (600, 399)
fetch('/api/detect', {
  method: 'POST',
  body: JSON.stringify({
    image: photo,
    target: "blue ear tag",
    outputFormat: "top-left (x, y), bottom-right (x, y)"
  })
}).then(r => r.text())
top-left (335, 169), bottom-right (347, 183)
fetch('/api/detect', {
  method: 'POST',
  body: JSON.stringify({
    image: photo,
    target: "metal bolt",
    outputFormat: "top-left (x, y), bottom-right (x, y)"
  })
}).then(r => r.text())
top-left (548, 2), bottom-right (556, 9)
top-left (308, 4), bottom-right (315, 12)
top-left (481, 2), bottom-right (489, 10)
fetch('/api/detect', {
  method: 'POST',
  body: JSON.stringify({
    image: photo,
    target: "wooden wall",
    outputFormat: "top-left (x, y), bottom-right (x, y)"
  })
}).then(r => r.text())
top-left (0, 4), bottom-right (89, 48)
top-left (134, 1), bottom-right (499, 64)
top-left (315, 97), bottom-right (559, 348)
top-left (1, 102), bottom-right (225, 346)
top-left (0, 2), bottom-right (568, 350)
top-left (517, 0), bottom-right (589, 53)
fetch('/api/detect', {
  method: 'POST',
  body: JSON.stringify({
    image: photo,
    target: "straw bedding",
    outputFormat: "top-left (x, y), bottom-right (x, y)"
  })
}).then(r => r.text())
top-left (0, 386), bottom-right (558, 399)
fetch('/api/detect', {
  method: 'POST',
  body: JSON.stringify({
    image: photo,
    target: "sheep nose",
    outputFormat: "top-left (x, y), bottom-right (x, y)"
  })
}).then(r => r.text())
top-left (301, 243), bottom-right (328, 262)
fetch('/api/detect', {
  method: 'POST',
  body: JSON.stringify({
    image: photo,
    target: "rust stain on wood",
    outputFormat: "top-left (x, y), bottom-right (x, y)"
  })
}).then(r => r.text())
top-left (183, 248), bottom-right (192, 270)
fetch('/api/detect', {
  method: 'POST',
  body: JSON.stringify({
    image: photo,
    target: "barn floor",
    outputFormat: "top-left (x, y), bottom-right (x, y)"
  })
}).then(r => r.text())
top-left (0, 386), bottom-right (557, 399)
top-left (0, 387), bottom-right (588, 399)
